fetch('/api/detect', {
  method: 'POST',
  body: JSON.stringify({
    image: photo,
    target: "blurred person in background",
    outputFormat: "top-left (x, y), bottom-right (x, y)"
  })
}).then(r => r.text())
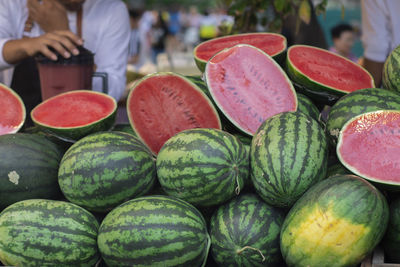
top-left (199, 10), bottom-right (218, 41)
top-left (182, 6), bottom-right (201, 51)
top-left (330, 23), bottom-right (358, 62)
top-left (361, 0), bottom-right (400, 86)
top-left (0, 0), bottom-right (130, 125)
top-left (128, 9), bottom-right (143, 64)
top-left (150, 11), bottom-right (168, 64)
top-left (134, 10), bottom-right (155, 69)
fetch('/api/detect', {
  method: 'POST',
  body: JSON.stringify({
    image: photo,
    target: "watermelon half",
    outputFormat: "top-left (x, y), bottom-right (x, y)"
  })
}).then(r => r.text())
top-left (127, 72), bottom-right (221, 154)
top-left (205, 44), bottom-right (297, 136)
top-left (337, 110), bottom-right (400, 188)
top-left (287, 45), bottom-right (375, 98)
top-left (31, 90), bottom-right (117, 141)
top-left (194, 33), bottom-right (287, 72)
top-left (0, 84), bottom-right (25, 135)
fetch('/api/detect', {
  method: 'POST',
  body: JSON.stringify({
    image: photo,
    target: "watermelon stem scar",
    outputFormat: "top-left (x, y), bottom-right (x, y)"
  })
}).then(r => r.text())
top-left (236, 246), bottom-right (266, 262)
top-left (234, 165), bottom-right (241, 195)
top-left (201, 234), bottom-right (211, 267)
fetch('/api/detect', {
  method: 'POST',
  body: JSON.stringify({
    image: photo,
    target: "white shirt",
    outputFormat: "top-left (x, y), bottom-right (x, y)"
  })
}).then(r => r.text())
top-left (0, 0), bottom-right (130, 101)
top-left (362, 0), bottom-right (400, 62)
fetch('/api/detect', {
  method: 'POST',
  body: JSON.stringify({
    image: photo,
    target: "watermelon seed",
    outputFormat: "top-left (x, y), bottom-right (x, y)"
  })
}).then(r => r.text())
top-left (236, 246), bottom-right (266, 262)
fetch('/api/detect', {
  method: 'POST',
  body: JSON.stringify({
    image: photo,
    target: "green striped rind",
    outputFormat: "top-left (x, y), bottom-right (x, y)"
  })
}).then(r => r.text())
top-left (286, 45), bottom-right (375, 97)
top-left (32, 90), bottom-right (117, 141)
top-left (185, 75), bottom-right (210, 97)
top-left (0, 83), bottom-right (25, 134)
top-left (280, 175), bottom-right (389, 267)
top-left (326, 88), bottom-right (400, 143)
top-left (383, 198), bottom-right (400, 262)
top-left (0, 133), bottom-right (63, 210)
top-left (98, 195), bottom-right (210, 267)
top-left (296, 93), bottom-right (320, 122)
top-left (58, 131), bottom-right (156, 212)
top-left (210, 194), bottom-right (284, 266)
top-left (383, 45), bottom-right (400, 92)
top-left (193, 32), bottom-right (287, 72)
top-left (157, 128), bottom-right (248, 206)
top-left (0, 199), bottom-right (100, 266)
top-left (250, 111), bottom-right (328, 207)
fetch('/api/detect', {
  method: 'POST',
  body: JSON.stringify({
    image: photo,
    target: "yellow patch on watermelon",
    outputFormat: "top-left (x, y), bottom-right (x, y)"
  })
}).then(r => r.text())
top-left (282, 203), bottom-right (371, 266)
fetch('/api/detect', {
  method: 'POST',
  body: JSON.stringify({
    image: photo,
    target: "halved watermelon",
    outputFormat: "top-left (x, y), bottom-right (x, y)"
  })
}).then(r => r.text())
top-left (0, 84), bottom-right (25, 135)
top-left (337, 110), bottom-right (400, 188)
top-left (127, 72), bottom-right (221, 154)
top-left (194, 33), bottom-right (287, 72)
top-left (287, 45), bottom-right (375, 98)
top-left (205, 44), bottom-right (297, 136)
top-left (31, 90), bottom-right (117, 141)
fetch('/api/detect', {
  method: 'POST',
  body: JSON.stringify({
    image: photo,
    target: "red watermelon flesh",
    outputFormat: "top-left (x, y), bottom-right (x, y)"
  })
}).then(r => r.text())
top-left (31, 90), bottom-right (116, 128)
top-left (0, 84), bottom-right (25, 135)
top-left (337, 110), bottom-right (400, 186)
top-left (127, 73), bottom-right (221, 154)
top-left (195, 33), bottom-right (286, 63)
top-left (288, 45), bottom-right (374, 93)
top-left (205, 44), bottom-right (297, 135)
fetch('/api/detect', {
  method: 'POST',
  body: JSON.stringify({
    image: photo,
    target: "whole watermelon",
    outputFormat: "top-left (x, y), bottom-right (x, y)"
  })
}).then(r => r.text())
top-left (251, 111), bottom-right (328, 208)
top-left (58, 131), bottom-right (156, 212)
top-left (98, 195), bottom-right (210, 267)
top-left (383, 44), bottom-right (400, 92)
top-left (0, 133), bottom-right (63, 210)
top-left (0, 199), bottom-right (100, 266)
top-left (296, 93), bottom-right (320, 122)
top-left (326, 88), bottom-right (400, 143)
top-left (383, 198), bottom-right (400, 263)
top-left (210, 194), bottom-right (284, 266)
top-left (157, 128), bottom-right (248, 206)
top-left (280, 175), bottom-right (389, 267)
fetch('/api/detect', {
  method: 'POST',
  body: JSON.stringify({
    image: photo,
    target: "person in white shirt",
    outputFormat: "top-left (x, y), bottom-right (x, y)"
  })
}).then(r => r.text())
top-left (0, 0), bottom-right (130, 122)
top-left (361, 0), bottom-right (400, 86)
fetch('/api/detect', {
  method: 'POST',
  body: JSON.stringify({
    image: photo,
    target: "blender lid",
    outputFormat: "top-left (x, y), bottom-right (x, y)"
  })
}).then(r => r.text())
top-left (35, 46), bottom-right (94, 65)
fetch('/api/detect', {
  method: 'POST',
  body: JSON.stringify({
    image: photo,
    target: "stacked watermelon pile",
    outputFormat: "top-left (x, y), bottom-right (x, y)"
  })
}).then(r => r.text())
top-left (1, 34), bottom-right (400, 267)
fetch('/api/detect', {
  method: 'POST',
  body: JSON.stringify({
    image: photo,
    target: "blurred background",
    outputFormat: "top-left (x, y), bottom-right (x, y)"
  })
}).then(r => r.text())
top-left (124, 0), bottom-right (363, 77)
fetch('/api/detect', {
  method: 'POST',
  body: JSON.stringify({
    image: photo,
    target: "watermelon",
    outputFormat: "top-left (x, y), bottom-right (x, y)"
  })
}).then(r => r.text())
top-left (157, 128), bottom-right (248, 206)
top-left (337, 110), bottom-right (400, 188)
top-left (383, 197), bottom-right (400, 263)
top-left (210, 194), bottom-right (284, 266)
top-left (58, 131), bottom-right (156, 212)
top-left (0, 83), bottom-right (25, 135)
top-left (326, 163), bottom-right (351, 178)
top-left (326, 88), bottom-right (400, 143)
top-left (0, 133), bottom-right (63, 210)
top-left (127, 72), bottom-right (221, 154)
top-left (0, 199), bottom-right (100, 266)
top-left (251, 111), bottom-right (328, 208)
top-left (287, 45), bottom-right (375, 98)
top-left (194, 33), bottom-right (287, 72)
top-left (97, 195), bottom-right (210, 266)
top-left (205, 44), bottom-right (297, 136)
top-left (31, 90), bottom-right (117, 141)
top-left (383, 44), bottom-right (400, 92)
top-left (296, 93), bottom-right (320, 122)
top-left (280, 175), bottom-right (389, 267)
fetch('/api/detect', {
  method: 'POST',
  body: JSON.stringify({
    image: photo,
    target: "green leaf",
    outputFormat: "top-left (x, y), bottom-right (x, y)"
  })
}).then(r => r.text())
top-left (315, 0), bottom-right (327, 16)
top-left (274, 0), bottom-right (285, 12)
top-left (298, 0), bottom-right (311, 25)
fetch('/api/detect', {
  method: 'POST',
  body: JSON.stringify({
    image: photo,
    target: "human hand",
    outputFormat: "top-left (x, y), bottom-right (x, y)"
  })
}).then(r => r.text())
top-left (27, 0), bottom-right (69, 32)
top-left (25, 30), bottom-right (83, 60)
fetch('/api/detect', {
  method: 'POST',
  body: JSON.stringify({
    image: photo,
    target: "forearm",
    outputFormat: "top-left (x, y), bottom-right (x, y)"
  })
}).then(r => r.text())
top-left (2, 38), bottom-right (31, 65)
top-left (363, 57), bottom-right (384, 87)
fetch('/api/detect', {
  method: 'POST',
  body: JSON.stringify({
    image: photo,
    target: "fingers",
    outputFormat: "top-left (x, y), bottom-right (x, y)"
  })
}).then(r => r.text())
top-left (35, 31), bottom-right (84, 61)
top-left (54, 30), bottom-right (84, 46)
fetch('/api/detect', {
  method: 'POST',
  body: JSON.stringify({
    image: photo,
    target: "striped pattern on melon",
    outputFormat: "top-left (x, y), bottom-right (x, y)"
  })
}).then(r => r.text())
top-left (296, 93), bottom-right (320, 122)
top-left (326, 88), bottom-right (400, 142)
top-left (280, 175), bottom-right (389, 267)
top-left (58, 131), bottom-right (156, 212)
top-left (157, 128), bottom-right (249, 206)
top-left (210, 194), bottom-right (284, 266)
top-left (98, 195), bottom-right (210, 267)
top-left (383, 45), bottom-right (400, 92)
top-left (0, 133), bottom-right (63, 210)
top-left (0, 199), bottom-right (100, 266)
top-left (251, 112), bottom-right (328, 207)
